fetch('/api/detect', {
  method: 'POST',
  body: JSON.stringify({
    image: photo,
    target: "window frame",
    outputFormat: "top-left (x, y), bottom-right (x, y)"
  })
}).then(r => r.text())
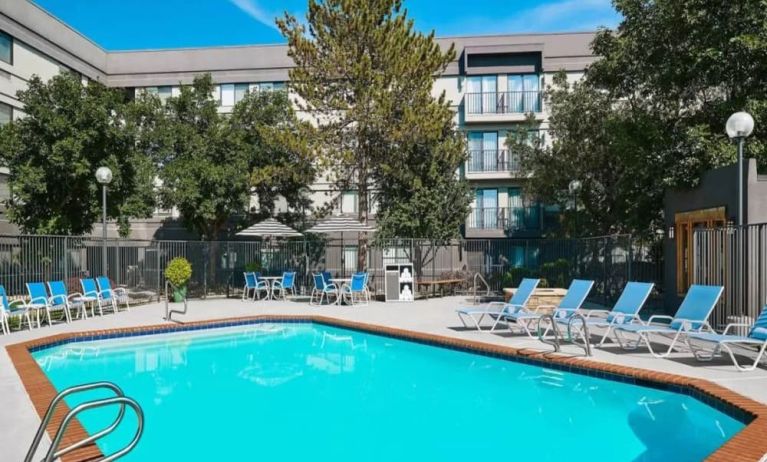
top-left (0, 30), bottom-right (13, 65)
top-left (0, 102), bottom-right (13, 126)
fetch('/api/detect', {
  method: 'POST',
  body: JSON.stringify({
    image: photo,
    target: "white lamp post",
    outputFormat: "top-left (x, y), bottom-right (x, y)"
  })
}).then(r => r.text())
top-left (95, 166), bottom-right (113, 276)
top-left (726, 112), bottom-right (754, 226)
top-left (569, 179), bottom-right (582, 235)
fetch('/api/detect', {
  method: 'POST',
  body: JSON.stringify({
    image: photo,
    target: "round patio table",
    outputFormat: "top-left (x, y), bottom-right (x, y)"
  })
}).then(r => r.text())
top-left (330, 278), bottom-right (351, 305)
top-left (259, 276), bottom-right (283, 300)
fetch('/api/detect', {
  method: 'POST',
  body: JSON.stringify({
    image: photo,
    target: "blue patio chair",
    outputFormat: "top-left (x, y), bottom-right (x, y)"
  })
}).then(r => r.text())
top-left (0, 285), bottom-right (32, 333)
top-left (456, 278), bottom-right (540, 331)
top-left (272, 272), bottom-right (297, 300)
top-left (310, 273), bottom-right (338, 306)
top-left (566, 281), bottom-right (655, 346)
top-left (242, 272), bottom-right (266, 301)
top-left (494, 279), bottom-right (594, 337)
top-left (321, 271), bottom-right (333, 287)
top-left (341, 272), bottom-right (370, 306)
top-left (252, 272), bottom-right (271, 300)
top-left (26, 281), bottom-right (68, 327)
top-left (47, 281), bottom-right (87, 322)
top-left (685, 304), bottom-right (767, 371)
top-left (97, 276), bottom-right (130, 312)
top-left (80, 278), bottom-right (114, 316)
top-left (613, 284), bottom-right (723, 358)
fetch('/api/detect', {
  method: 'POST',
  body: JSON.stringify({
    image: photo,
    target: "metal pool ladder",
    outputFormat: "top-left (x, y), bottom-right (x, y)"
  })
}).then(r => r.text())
top-left (536, 312), bottom-right (592, 357)
top-left (25, 381), bottom-right (144, 462)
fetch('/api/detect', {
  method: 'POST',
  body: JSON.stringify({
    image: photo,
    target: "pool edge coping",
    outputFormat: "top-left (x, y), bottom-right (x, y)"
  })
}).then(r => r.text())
top-left (7, 314), bottom-right (767, 462)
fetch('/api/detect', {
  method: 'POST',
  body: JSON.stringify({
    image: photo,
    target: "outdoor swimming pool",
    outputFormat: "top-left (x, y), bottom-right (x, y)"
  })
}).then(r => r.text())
top-left (33, 322), bottom-right (745, 461)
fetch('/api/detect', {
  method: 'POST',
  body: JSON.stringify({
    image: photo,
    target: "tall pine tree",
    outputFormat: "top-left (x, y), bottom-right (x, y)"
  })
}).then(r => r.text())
top-left (278, 0), bottom-right (470, 269)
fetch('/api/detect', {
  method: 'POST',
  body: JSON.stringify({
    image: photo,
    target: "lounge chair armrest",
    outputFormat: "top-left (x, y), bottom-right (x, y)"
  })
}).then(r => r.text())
top-left (112, 287), bottom-right (128, 295)
top-left (29, 296), bottom-right (49, 306)
top-left (553, 308), bottom-right (578, 319)
top-left (647, 315), bottom-right (674, 325)
top-left (98, 289), bottom-right (112, 298)
top-left (8, 299), bottom-right (26, 309)
top-left (722, 323), bottom-right (752, 336)
top-left (533, 303), bottom-right (556, 313)
top-left (585, 309), bottom-right (611, 319)
top-left (609, 313), bottom-right (643, 325)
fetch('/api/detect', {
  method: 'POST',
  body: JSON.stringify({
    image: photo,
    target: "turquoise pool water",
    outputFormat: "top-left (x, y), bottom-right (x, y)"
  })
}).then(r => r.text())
top-left (33, 323), bottom-right (744, 461)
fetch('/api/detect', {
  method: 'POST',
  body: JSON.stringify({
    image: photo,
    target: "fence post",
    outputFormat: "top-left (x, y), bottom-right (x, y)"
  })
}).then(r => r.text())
top-left (116, 238), bottom-right (121, 285)
top-left (627, 234), bottom-right (633, 283)
top-left (63, 236), bottom-right (69, 284)
top-left (156, 241), bottom-right (161, 302)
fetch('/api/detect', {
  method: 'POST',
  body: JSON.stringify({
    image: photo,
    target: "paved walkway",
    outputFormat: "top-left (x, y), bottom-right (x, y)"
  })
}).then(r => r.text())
top-left (4, 296), bottom-right (767, 460)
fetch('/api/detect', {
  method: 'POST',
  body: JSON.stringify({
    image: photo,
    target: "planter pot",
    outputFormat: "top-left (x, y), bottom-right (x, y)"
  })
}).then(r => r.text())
top-left (173, 285), bottom-right (187, 303)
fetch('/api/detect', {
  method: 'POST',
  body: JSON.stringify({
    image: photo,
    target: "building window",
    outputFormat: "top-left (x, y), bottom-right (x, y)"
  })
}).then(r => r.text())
top-left (0, 103), bottom-right (12, 125)
top-left (157, 86), bottom-right (172, 102)
top-left (0, 31), bottom-right (12, 65)
top-left (234, 83), bottom-right (249, 104)
top-left (507, 74), bottom-right (541, 112)
top-left (220, 84), bottom-right (235, 106)
top-left (338, 191), bottom-right (358, 214)
top-left (466, 76), bottom-right (498, 114)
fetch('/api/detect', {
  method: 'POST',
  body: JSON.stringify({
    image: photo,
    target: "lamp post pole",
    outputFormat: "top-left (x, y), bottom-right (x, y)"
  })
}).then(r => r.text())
top-left (96, 167), bottom-right (113, 277)
top-left (569, 179), bottom-right (582, 237)
top-left (737, 137), bottom-right (745, 226)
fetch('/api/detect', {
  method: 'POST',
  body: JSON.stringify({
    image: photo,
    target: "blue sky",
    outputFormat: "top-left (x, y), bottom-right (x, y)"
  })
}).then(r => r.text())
top-left (33, 0), bottom-right (621, 51)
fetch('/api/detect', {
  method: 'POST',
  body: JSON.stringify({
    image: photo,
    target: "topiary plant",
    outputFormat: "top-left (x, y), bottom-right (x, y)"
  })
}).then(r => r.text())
top-left (165, 257), bottom-right (192, 287)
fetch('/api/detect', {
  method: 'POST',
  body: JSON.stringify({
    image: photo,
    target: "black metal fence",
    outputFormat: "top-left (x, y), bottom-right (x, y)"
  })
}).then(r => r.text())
top-left (0, 234), bottom-right (663, 307)
top-left (694, 224), bottom-right (767, 329)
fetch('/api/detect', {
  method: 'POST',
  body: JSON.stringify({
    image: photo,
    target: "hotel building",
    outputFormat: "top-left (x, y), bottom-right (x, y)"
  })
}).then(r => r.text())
top-left (0, 1), bottom-right (596, 240)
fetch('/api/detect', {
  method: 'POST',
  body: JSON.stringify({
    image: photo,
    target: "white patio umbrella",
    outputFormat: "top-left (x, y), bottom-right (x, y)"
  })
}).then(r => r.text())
top-left (236, 218), bottom-right (303, 238)
top-left (306, 215), bottom-right (376, 234)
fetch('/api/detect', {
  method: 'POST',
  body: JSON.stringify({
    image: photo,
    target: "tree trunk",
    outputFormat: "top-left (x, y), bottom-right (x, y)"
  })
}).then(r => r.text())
top-left (358, 171), bottom-right (369, 272)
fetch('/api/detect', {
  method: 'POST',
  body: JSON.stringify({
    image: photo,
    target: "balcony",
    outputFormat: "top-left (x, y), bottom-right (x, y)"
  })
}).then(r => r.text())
top-left (465, 206), bottom-right (542, 238)
top-left (464, 91), bottom-right (542, 123)
top-left (466, 149), bottom-right (521, 179)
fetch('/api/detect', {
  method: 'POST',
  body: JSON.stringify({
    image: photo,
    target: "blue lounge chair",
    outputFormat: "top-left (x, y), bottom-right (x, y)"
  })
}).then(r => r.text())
top-left (47, 281), bottom-right (86, 322)
top-left (272, 271), bottom-right (297, 300)
top-left (310, 273), bottom-right (338, 305)
top-left (97, 276), bottom-right (130, 312)
top-left (26, 282), bottom-right (69, 326)
top-left (80, 278), bottom-right (114, 316)
top-left (685, 305), bottom-right (767, 371)
top-left (612, 284), bottom-right (723, 358)
top-left (455, 278), bottom-right (540, 331)
top-left (341, 272), bottom-right (370, 306)
top-left (495, 279), bottom-right (594, 337)
top-left (242, 272), bottom-right (268, 301)
top-left (565, 281), bottom-right (654, 346)
top-left (0, 285), bottom-right (32, 333)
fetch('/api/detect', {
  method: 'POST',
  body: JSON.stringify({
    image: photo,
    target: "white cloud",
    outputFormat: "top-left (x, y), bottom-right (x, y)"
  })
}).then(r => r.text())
top-left (229, 0), bottom-right (279, 30)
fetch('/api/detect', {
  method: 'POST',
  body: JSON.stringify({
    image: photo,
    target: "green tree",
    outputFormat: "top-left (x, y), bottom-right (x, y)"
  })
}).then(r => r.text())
top-left (152, 74), bottom-right (250, 240)
top-left (228, 89), bottom-right (316, 228)
top-left (515, 73), bottom-right (668, 237)
top-left (520, 0), bottom-right (767, 237)
top-left (0, 73), bottom-right (155, 236)
top-left (278, 0), bottom-right (471, 268)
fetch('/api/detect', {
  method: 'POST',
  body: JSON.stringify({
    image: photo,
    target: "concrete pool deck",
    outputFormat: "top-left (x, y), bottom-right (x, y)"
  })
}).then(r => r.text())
top-left (3, 295), bottom-right (767, 461)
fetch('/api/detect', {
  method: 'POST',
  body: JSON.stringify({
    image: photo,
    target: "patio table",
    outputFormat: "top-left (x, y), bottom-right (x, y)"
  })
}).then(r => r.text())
top-left (259, 276), bottom-right (283, 300)
top-left (330, 278), bottom-right (351, 305)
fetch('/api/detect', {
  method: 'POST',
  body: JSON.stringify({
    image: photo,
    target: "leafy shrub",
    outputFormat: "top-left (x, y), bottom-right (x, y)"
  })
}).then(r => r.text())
top-left (244, 261), bottom-right (262, 273)
top-left (165, 257), bottom-right (192, 287)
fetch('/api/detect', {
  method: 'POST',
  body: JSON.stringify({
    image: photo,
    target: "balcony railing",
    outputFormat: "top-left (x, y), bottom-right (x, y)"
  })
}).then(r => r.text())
top-left (467, 206), bottom-right (541, 231)
top-left (465, 91), bottom-right (542, 115)
top-left (467, 150), bottom-right (521, 173)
